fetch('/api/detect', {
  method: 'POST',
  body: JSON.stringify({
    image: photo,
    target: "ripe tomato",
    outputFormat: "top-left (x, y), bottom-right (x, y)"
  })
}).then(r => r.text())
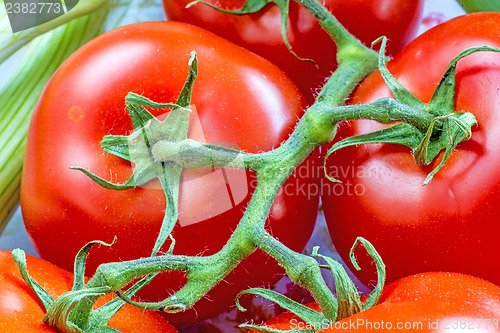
top-left (322, 13), bottom-right (500, 288)
top-left (249, 272), bottom-right (500, 332)
top-left (0, 251), bottom-right (177, 332)
top-left (163, 0), bottom-right (423, 103)
top-left (20, 21), bottom-right (319, 324)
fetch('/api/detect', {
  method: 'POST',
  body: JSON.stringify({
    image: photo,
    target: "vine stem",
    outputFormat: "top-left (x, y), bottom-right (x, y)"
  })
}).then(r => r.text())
top-left (65, 51), bottom-right (447, 325)
top-left (23, 0), bottom-right (447, 330)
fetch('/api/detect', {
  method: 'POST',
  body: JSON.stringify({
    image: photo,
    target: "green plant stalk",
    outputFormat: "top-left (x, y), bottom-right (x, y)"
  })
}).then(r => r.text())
top-left (66, 86), bottom-right (438, 324)
top-left (15, 0), bottom-right (478, 331)
top-left (0, 0), bottom-right (117, 62)
top-left (53, 7), bottom-right (381, 327)
top-left (71, 47), bottom-right (478, 326)
top-left (0, 4), bottom-right (119, 232)
top-left (66, 53), bottom-right (399, 325)
top-left (42, 0), bottom-right (447, 327)
top-left (456, 0), bottom-right (500, 12)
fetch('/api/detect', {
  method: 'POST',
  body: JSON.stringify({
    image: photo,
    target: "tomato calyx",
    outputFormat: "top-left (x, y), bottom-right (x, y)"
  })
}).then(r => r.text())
top-left (72, 52), bottom-right (201, 259)
top-left (325, 39), bottom-right (500, 185)
top-left (238, 238), bottom-right (385, 333)
top-left (11, 53), bottom-right (201, 333)
top-left (60, 48), bottom-right (329, 320)
top-left (11, 241), bottom-right (125, 333)
top-left (13, 240), bottom-right (186, 333)
top-left (21, 7), bottom-right (498, 330)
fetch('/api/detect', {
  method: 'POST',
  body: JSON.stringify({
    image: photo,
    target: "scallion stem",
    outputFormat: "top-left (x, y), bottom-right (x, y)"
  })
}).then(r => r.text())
top-left (0, 0), bottom-right (117, 62)
top-left (0, 0), bottom-right (134, 231)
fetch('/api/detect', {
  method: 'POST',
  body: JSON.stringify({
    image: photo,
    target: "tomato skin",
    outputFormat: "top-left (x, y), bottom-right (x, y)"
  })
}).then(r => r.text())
top-left (250, 272), bottom-right (500, 332)
top-left (0, 251), bottom-right (177, 332)
top-left (163, 0), bottom-right (423, 103)
top-left (21, 21), bottom-right (318, 324)
top-left (322, 13), bottom-right (500, 288)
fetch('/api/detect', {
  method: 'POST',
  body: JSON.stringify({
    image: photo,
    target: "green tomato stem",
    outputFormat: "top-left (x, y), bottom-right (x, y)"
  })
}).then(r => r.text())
top-left (16, 0), bottom-right (465, 330)
top-left (254, 228), bottom-right (338, 321)
top-left (66, 84), bottom-right (436, 322)
top-left (315, 52), bottom-right (378, 107)
top-left (331, 98), bottom-right (435, 134)
top-left (65, 35), bottom-right (426, 327)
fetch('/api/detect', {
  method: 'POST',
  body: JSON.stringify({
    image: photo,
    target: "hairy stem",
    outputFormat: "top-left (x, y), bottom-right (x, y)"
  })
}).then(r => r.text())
top-left (26, 0), bottom-right (446, 329)
top-left (331, 98), bottom-right (435, 133)
top-left (254, 228), bottom-right (338, 320)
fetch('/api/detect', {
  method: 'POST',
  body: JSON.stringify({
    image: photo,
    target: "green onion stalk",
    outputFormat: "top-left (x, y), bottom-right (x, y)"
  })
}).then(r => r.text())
top-left (0, 0), bottom-right (134, 232)
top-left (0, 0), bottom-right (118, 62)
top-left (455, 0), bottom-right (500, 12)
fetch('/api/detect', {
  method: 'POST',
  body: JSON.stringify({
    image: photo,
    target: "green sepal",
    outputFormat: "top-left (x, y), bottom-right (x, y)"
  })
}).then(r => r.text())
top-left (349, 237), bottom-right (385, 311)
top-left (12, 249), bottom-right (55, 312)
top-left (69, 163), bottom-right (158, 191)
top-left (428, 46), bottom-right (500, 116)
top-left (125, 95), bottom-right (156, 131)
top-left (101, 93), bottom-right (184, 163)
top-left (326, 44), bottom-right (500, 184)
top-left (44, 286), bottom-right (112, 333)
top-left (101, 135), bottom-right (131, 161)
top-left (74, 52), bottom-right (200, 259)
top-left (373, 37), bottom-right (426, 109)
top-left (187, 0), bottom-right (315, 65)
top-left (88, 274), bottom-right (157, 329)
top-left (151, 171), bottom-right (178, 256)
top-left (149, 51), bottom-right (198, 255)
top-left (64, 54), bottom-right (198, 329)
top-left (12, 248), bottom-right (122, 333)
top-left (323, 123), bottom-right (423, 182)
top-left (413, 115), bottom-right (448, 166)
top-left (73, 238), bottom-right (117, 291)
top-left (375, 44), bottom-right (496, 180)
top-left (419, 112), bottom-right (476, 185)
top-left (239, 324), bottom-right (316, 333)
top-left (412, 46), bottom-right (500, 183)
top-left (312, 247), bottom-right (361, 321)
top-left (173, 50), bottom-right (198, 109)
top-left (161, 50), bottom-right (197, 143)
top-left (166, 234), bottom-right (176, 254)
top-left (114, 288), bottom-right (187, 312)
top-left (236, 288), bottom-right (326, 330)
top-left (125, 93), bottom-right (179, 131)
top-left (72, 120), bottom-right (159, 190)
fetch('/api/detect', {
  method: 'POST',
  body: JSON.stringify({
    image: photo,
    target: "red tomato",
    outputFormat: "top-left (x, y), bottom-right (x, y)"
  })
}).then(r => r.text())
top-left (249, 272), bottom-right (500, 332)
top-left (20, 21), bottom-right (319, 324)
top-left (322, 13), bottom-right (500, 288)
top-left (0, 251), bottom-right (177, 332)
top-left (163, 0), bottom-right (423, 103)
